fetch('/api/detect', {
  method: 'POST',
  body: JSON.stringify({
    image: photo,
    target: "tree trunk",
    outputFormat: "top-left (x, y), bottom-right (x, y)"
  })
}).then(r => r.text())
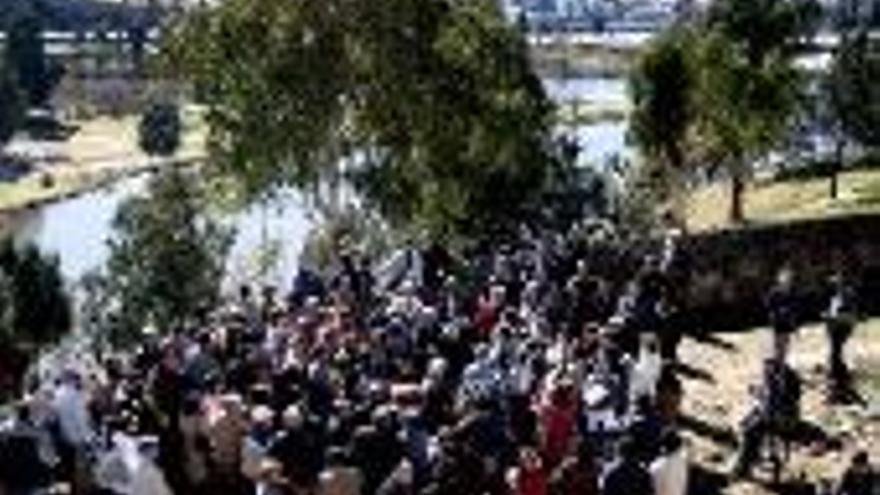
top-left (830, 137), bottom-right (844, 200)
top-left (730, 173), bottom-right (745, 224)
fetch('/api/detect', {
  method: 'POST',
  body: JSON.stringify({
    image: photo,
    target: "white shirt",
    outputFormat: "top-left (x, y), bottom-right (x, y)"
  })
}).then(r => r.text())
top-left (650, 448), bottom-right (689, 495)
top-left (630, 349), bottom-right (662, 401)
top-left (53, 384), bottom-right (93, 447)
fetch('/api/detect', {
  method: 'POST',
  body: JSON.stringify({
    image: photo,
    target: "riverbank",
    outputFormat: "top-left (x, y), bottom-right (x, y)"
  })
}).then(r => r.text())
top-left (0, 114), bottom-right (206, 236)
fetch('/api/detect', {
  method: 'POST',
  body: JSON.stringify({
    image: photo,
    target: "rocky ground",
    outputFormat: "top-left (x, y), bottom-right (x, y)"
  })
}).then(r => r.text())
top-left (678, 320), bottom-right (880, 494)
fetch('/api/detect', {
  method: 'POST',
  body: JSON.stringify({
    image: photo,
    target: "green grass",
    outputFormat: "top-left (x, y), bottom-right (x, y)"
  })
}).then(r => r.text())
top-left (687, 168), bottom-right (880, 232)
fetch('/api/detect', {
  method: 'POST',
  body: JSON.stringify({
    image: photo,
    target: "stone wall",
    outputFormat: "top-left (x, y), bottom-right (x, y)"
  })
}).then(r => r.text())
top-left (680, 214), bottom-right (880, 331)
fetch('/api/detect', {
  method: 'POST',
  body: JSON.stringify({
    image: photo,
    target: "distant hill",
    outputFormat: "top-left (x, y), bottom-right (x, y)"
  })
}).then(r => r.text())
top-left (0, 0), bottom-right (161, 32)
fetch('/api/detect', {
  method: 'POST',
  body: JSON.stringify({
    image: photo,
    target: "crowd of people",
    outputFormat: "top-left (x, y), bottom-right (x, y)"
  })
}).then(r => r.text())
top-left (0, 227), bottom-right (876, 495)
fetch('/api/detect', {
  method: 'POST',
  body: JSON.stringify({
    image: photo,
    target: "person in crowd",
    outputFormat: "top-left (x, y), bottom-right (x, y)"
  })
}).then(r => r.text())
top-left (824, 273), bottom-right (860, 404)
top-left (7, 223), bottom-right (872, 495)
top-left (834, 451), bottom-right (876, 495)
top-left (766, 268), bottom-right (801, 363)
top-left (508, 446), bottom-right (549, 495)
top-left (548, 441), bottom-right (600, 495)
top-left (52, 371), bottom-right (95, 489)
top-left (538, 379), bottom-right (578, 470)
top-left (318, 446), bottom-right (363, 495)
top-left (0, 400), bottom-right (55, 494)
top-left (179, 393), bottom-right (211, 493)
top-left (600, 436), bottom-right (654, 495)
top-left (732, 358), bottom-right (802, 478)
top-left (207, 394), bottom-right (249, 493)
top-left (650, 429), bottom-right (689, 495)
top-left (376, 459), bottom-right (417, 495)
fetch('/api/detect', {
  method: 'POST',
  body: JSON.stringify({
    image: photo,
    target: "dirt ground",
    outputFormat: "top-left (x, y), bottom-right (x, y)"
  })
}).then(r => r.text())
top-left (678, 320), bottom-right (880, 494)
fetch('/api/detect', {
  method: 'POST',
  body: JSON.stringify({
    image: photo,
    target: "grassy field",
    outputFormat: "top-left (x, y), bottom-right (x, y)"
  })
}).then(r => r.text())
top-left (686, 168), bottom-right (880, 232)
top-left (0, 111), bottom-right (206, 212)
top-left (679, 320), bottom-right (880, 494)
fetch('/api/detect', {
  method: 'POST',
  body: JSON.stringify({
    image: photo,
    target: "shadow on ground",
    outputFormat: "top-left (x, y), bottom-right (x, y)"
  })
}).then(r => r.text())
top-left (680, 414), bottom-right (739, 449)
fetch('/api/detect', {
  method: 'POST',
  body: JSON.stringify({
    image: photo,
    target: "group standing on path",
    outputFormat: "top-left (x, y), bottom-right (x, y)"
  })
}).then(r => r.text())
top-left (0, 226), bottom-right (876, 495)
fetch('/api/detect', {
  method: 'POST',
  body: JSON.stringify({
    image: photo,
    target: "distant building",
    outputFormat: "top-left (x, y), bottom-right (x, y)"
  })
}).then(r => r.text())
top-left (507, 0), bottom-right (682, 33)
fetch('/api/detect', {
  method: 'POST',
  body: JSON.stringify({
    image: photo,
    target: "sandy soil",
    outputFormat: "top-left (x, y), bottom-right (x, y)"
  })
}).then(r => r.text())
top-left (678, 320), bottom-right (880, 494)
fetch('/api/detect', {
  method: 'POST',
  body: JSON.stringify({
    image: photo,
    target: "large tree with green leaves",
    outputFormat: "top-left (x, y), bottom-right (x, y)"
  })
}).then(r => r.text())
top-left (827, 30), bottom-right (880, 150)
top-left (0, 241), bottom-right (72, 353)
top-left (629, 26), bottom-right (698, 223)
top-left (693, 0), bottom-right (819, 223)
top-left (139, 101), bottom-right (183, 159)
top-left (0, 62), bottom-right (24, 148)
top-left (164, 0), bottom-right (559, 241)
top-left (3, 2), bottom-right (64, 107)
top-left (102, 168), bottom-right (232, 343)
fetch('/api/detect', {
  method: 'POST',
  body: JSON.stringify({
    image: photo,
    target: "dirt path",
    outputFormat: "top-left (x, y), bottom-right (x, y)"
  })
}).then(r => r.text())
top-left (678, 321), bottom-right (880, 494)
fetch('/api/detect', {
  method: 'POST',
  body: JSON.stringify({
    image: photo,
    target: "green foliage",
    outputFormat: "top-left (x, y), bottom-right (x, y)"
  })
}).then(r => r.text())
top-left (300, 207), bottom-right (397, 274)
top-left (827, 30), bottom-right (880, 148)
top-left (103, 168), bottom-right (233, 342)
top-left (693, 31), bottom-right (802, 167)
top-left (164, 0), bottom-right (559, 242)
top-left (629, 0), bottom-right (814, 224)
top-left (707, 0), bottom-right (822, 65)
top-left (0, 62), bottom-right (24, 147)
top-left (0, 241), bottom-right (72, 351)
top-left (3, 3), bottom-right (64, 107)
top-left (629, 26), bottom-right (699, 222)
top-left (138, 101), bottom-right (183, 158)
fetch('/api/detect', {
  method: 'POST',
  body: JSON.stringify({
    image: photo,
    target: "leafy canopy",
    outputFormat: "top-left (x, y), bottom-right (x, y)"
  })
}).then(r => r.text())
top-left (629, 26), bottom-right (698, 173)
top-left (103, 168), bottom-right (233, 342)
top-left (165, 0), bottom-right (559, 240)
top-left (0, 62), bottom-right (24, 147)
top-left (139, 101), bottom-right (183, 158)
top-left (3, 2), bottom-right (64, 107)
top-left (0, 241), bottom-right (72, 351)
top-left (827, 30), bottom-right (880, 148)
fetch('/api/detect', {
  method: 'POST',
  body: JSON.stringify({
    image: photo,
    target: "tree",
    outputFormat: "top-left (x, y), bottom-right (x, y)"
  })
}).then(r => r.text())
top-left (103, 168), bottom-right (232, 342)
top-left (0, 241), bottom-right (72, 353)
top-left (0, 62), bottom-right (24, 148)
top-left (164, 0), bottom-right (559, 242)
top-left (828, 30), bottom-right (880, 150)
top-left (3, 3), bottom-right (64, 107)
top-left (629, 26), bottom-right (698, 224)
top-left (139, 101), bottom-right (183, 159)
top-left (694, 0), bottom-right (817, 223)
top-left (821, 29), bottom-right (880, 199)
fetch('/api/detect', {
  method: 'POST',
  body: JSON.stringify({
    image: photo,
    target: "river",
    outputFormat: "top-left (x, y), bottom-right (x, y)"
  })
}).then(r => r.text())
top-left (11, 76), bottom-right (631, 288)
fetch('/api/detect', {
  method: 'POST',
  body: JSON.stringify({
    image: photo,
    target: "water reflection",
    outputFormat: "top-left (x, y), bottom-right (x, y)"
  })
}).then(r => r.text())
top-left (13, 172), bottom-right (313, 288)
